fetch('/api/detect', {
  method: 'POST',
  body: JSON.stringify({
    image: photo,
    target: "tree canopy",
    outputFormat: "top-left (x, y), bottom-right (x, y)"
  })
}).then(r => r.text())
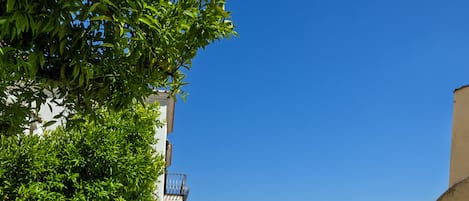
top-left (0, 103), bottom-right (165, 200)
top-left (0, 0), bottom-right (235, 135)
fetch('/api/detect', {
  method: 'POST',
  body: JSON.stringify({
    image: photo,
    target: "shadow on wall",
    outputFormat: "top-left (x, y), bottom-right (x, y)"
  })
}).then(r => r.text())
top-left (438, 177), bottom-right (469, 201)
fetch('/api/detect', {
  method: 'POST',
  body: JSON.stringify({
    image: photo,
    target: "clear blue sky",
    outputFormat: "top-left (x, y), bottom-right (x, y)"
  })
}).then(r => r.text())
top-left (168, 1), bottom-right (469, 201)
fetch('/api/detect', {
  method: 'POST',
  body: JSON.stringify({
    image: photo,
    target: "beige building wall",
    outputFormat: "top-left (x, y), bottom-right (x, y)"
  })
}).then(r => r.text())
top-left (438, 86), bottom-right (469, 201)
top-left (438, 177), bottom-right (469, 201)
top-left (449, 86), bottom-right (469, 187)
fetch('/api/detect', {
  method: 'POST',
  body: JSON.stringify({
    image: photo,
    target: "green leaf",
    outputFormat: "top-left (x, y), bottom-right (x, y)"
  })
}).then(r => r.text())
top-left (47, 103), bottom-right (53, 112)
top-left (53, 113), bottom-right (63, 119)
top-left (100, 43), bottom-right (114, 48)
top-left (15, 13), bottom-right (28, 34)
top-left (89, 2), bottom-right (102, 13)
top-left (42, 120), bottom-right (57, 127)
top-left (102, 0), bottom-right (118, 9)
top-left (59, 40), bottom-right (66, 54)
top-left (6, 0), bottom-right (15, 12)
top-left (138, 17), bottom-right (156, 29)
top-left (78, 73), bottom-right (84, 86)
top-left (90, 16), bottom-right (112, 21)
top-left (183, 10), bottom-right (197, 18)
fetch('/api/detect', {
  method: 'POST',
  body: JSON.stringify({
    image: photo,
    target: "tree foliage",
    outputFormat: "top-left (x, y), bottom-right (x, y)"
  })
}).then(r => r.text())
top-left (0, 0), bottom-right (235, 135)
top-left (0, 103), bottom-right (165, 200)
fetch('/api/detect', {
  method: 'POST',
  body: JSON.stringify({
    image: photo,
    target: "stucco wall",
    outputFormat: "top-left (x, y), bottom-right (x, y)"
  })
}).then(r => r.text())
top-left (154, 104), bottom-right (168, 201)
top-left (438, 177), bottom-right (469, 201)
top-left (438, 86), bottom-right (469, 201)
top-left (449, 86), bottom-right (469, 187)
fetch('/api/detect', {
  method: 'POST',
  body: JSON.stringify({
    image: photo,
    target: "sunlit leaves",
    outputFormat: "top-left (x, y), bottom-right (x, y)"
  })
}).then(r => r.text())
top-left (0, 0), bottom-right (235, 135)
top-left (0, 103), bottom-right (165, 200)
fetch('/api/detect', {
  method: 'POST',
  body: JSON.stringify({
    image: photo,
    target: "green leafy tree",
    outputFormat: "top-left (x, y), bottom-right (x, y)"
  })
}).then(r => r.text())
top-left (0, 103), bottom-right (165, 200)
top-left (0, 0), bottom-right (235, 135)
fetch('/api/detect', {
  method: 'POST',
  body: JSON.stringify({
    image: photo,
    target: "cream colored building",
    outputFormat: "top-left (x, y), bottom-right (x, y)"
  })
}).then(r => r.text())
top-left (146, 93), bottom-right (190, 201)
top-left (438, 85), bottom-right (469, 201)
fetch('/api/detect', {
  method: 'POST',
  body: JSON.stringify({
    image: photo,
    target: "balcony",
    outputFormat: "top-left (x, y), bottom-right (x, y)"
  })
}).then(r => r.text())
top-left (164, 173), bottom-right (190, 201)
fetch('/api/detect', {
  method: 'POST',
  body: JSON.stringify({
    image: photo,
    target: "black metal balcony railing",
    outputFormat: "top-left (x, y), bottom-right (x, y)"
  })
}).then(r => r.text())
top-left (165, 173), bottom-right (190, 200)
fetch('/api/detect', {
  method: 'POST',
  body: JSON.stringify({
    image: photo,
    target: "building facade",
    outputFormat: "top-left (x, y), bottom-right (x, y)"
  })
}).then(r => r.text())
top-left (147, 93), bottom-right (190, 201)
top-left (438, 85), bottom-right (469, 201)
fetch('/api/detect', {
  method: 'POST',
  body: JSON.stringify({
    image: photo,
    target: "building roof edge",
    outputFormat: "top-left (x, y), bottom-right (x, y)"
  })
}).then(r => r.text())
top-left (454, 84), bottom-right (469, 93)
